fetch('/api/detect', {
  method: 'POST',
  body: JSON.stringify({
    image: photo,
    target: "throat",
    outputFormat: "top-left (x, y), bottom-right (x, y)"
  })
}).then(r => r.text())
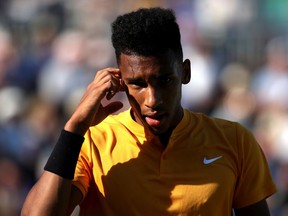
top-left (159, 129), bottom-right (173, 147)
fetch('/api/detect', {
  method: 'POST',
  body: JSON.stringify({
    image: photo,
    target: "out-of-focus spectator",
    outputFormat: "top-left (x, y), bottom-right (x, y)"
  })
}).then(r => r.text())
top-left (0, 0), bottom-right (65, 93)
top-left (273, 161), bottom-right (288, 215)
top-left (0, 87), bottom-right (26, 123)
top-left (253, 109), bottom-right (288, 215)
top-left (0, 96), bottom-right (61, 216)
top-left (250, 36), bottom-right (288, 111)
top-left (181, 35), bottom-right (219, 113)
top-left (193, 0), bottom-right (255, 42)
top-left (211, 63), bottom-right (256, 127)
top-left (0, 95), bottom-right (60, 172)
top-left (5, 12), bottom-right (60, 93)
top-left (37, 30), bottom-right (94, 108)
top-left (253, 109), bottom-right (288, 162)
top-left (0, 28), bottom-right (17, 88)
top-left (0, 158), bottom-right (24, 216)
top-left (64, 0), bottom-right (119, 36)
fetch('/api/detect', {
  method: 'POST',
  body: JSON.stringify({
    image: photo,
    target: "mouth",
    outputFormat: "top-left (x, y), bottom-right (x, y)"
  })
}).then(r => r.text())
top-left (144, 113), bottom-right (166, 128)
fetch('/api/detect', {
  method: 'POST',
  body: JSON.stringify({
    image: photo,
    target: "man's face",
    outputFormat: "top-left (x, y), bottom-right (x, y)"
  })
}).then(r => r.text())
top-left (119, 52), bottom-right (190, 135)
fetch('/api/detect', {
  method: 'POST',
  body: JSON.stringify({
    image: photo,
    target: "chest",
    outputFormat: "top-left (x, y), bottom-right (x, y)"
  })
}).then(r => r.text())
top-left (92, 138), bottom-right (238, 215)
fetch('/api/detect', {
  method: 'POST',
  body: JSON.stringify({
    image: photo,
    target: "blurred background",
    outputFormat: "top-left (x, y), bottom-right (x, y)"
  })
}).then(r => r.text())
top-left (0, 0), bottom-right (287, 215)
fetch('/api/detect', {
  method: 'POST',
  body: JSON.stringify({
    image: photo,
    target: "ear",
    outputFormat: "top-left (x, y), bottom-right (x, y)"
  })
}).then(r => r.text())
top-left (182, 59), bottom-right (191, 84)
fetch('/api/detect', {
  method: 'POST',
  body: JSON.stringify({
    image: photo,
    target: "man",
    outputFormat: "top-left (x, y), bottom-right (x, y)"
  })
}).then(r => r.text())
top-left (21, 7), bottom-right (277, 216)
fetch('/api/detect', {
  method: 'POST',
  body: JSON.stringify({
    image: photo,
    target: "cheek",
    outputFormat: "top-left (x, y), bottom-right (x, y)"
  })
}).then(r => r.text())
top-left (127, 88), bottom-right (142, 100)
top-left (126, 89), bottom-right (144, 109)
top-left (168, 87), bottom-right (182, 107)
top-left (166, 92), bottom-right (180, 105)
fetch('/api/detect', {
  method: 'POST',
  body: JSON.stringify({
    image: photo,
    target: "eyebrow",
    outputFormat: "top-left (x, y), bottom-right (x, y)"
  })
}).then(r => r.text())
top-left (124, 77), bottom-right (143, 82)
top-left (128, 71), bottom-right (176, 81)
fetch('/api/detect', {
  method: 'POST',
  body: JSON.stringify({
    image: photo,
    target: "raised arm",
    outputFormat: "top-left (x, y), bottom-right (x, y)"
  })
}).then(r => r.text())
top-left (21, 68), bottom-right (124, 216)
top-left (21, 171), bottom-right (82, 216)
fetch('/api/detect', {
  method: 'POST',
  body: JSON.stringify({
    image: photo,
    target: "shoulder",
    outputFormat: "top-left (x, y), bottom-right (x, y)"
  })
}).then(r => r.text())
top-left (81, 110), bottom-right (131, 153)
top-left (187, 110), bottom-right (242, 131)
top-left (185, 109), bottom-right (255, 144)
top-left (85, 108), bottom-right (135, 142)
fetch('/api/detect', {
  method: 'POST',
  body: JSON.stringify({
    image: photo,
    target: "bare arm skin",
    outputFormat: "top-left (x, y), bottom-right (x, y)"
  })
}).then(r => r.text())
top-left (21, 172), bottom-right (82, 216)
top-left (234, 199), bottom-right (271, 216)
top-left (21, 68), bottom-right (124, 216)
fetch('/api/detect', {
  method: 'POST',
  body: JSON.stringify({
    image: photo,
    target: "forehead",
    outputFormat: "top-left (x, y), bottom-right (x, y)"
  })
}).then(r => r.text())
top-left (119, 53), bottom-right (179, 79)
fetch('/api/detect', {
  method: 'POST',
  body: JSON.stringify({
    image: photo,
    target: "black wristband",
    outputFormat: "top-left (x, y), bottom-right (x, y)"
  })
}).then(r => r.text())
top-left (44, 130), bottom-right (84, 179)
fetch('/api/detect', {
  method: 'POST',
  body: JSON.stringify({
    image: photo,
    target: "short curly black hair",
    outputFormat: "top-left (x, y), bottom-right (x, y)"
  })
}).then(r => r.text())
top-left (111, 7), bottom-right (183, 61)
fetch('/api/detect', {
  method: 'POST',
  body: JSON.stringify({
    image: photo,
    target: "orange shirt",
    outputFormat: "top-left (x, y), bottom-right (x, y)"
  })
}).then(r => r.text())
top-left (72, 108), bottom-right (277, 215)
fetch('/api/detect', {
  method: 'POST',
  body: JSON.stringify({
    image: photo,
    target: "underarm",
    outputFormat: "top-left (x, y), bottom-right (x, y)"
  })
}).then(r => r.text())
top-left (68, 185), bottom-right (83, 214)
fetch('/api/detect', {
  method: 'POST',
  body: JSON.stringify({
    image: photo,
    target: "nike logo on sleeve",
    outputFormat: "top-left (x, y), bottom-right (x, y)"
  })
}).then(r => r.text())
top-left (203, 156), bottom-right (223, 165)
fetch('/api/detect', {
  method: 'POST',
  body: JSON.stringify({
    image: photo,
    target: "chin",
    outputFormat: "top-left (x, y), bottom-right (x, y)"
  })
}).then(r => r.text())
top-left (149, 127), bottom-right (168, 136)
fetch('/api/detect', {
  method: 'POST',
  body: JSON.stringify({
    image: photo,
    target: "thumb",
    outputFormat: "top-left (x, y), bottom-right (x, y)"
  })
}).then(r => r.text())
top-left (104, 101), bottom-right (124, 116)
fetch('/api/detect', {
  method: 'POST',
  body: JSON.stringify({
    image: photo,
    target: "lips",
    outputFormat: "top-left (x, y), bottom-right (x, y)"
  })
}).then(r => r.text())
top-left (145, 116), bottom-right (161, 127)
top-left (144, 113), bottom-right (165, 127)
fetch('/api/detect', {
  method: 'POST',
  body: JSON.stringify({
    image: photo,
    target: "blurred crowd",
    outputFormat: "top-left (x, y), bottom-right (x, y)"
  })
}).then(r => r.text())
top-left (0, 0), bottom-right (287, 215)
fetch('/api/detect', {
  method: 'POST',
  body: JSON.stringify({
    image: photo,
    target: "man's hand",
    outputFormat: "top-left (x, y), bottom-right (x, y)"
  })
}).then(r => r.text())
top-left (64, 67), bottom-right (124, 136)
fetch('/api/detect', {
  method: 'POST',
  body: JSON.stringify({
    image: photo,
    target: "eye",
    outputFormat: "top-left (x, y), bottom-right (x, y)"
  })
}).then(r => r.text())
top-left (128, 81), bottom-right (147, 89)
top-left (158, 77), bottom-right (172, 85)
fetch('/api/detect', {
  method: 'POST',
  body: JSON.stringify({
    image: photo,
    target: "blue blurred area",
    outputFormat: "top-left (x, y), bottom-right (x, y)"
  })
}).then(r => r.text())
top-left (0, 0), bottom-right (287, 215)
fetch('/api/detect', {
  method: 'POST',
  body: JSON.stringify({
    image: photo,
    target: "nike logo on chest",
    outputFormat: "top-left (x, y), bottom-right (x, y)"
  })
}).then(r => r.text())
top-left (203, 156), bottom-right (223, 165)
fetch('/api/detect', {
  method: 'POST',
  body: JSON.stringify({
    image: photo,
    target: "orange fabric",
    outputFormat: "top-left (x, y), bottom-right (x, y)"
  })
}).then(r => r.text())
top-left (72, 109), bottom-right (277, 215)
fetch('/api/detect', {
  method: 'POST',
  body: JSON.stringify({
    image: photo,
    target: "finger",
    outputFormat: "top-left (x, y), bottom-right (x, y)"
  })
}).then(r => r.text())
top-left (96, 70), bottom-right (121, 90)
top-left (104, 75), bottom-right (123, 100)
top-left (118, 79), bottom-right (126, 92)
top-left (95, 68), bottom-right (120, 80)
top-left (90, 68), bottom-right (121, 101)
top-left (106, 88), bottom-right (116, 100)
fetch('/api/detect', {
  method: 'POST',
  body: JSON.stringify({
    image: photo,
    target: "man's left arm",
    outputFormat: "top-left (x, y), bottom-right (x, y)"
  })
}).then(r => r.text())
top-left (234, 199), bottom-right (270, 216)
top-left (232, 123), bottom-right (277, 215)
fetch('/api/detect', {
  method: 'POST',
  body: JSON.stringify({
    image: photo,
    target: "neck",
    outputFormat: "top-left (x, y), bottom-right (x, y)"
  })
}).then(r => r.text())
top-left (130, 108), bottom-right (183, 147)
top-left (159, 129), bottom-right (173, 147)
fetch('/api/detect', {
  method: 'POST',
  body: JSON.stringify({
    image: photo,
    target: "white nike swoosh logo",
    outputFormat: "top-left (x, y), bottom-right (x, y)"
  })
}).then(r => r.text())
top-left (203, 156), bottom-right (223, 165)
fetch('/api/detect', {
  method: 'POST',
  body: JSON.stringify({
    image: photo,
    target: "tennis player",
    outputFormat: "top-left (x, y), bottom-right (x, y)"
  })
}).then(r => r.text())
top-left (22, 7), bottom-right (277, 216)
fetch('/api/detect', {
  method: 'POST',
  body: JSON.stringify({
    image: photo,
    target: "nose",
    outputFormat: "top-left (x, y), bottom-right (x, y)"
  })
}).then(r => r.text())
top-left (145, 85), bottom-right (163, 109)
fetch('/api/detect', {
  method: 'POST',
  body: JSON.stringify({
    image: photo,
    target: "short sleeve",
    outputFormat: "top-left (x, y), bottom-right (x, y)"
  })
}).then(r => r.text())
top-left (72, 130), bottom-right (93, 199)
top-left (232, 123), bottom-right (277, 208)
